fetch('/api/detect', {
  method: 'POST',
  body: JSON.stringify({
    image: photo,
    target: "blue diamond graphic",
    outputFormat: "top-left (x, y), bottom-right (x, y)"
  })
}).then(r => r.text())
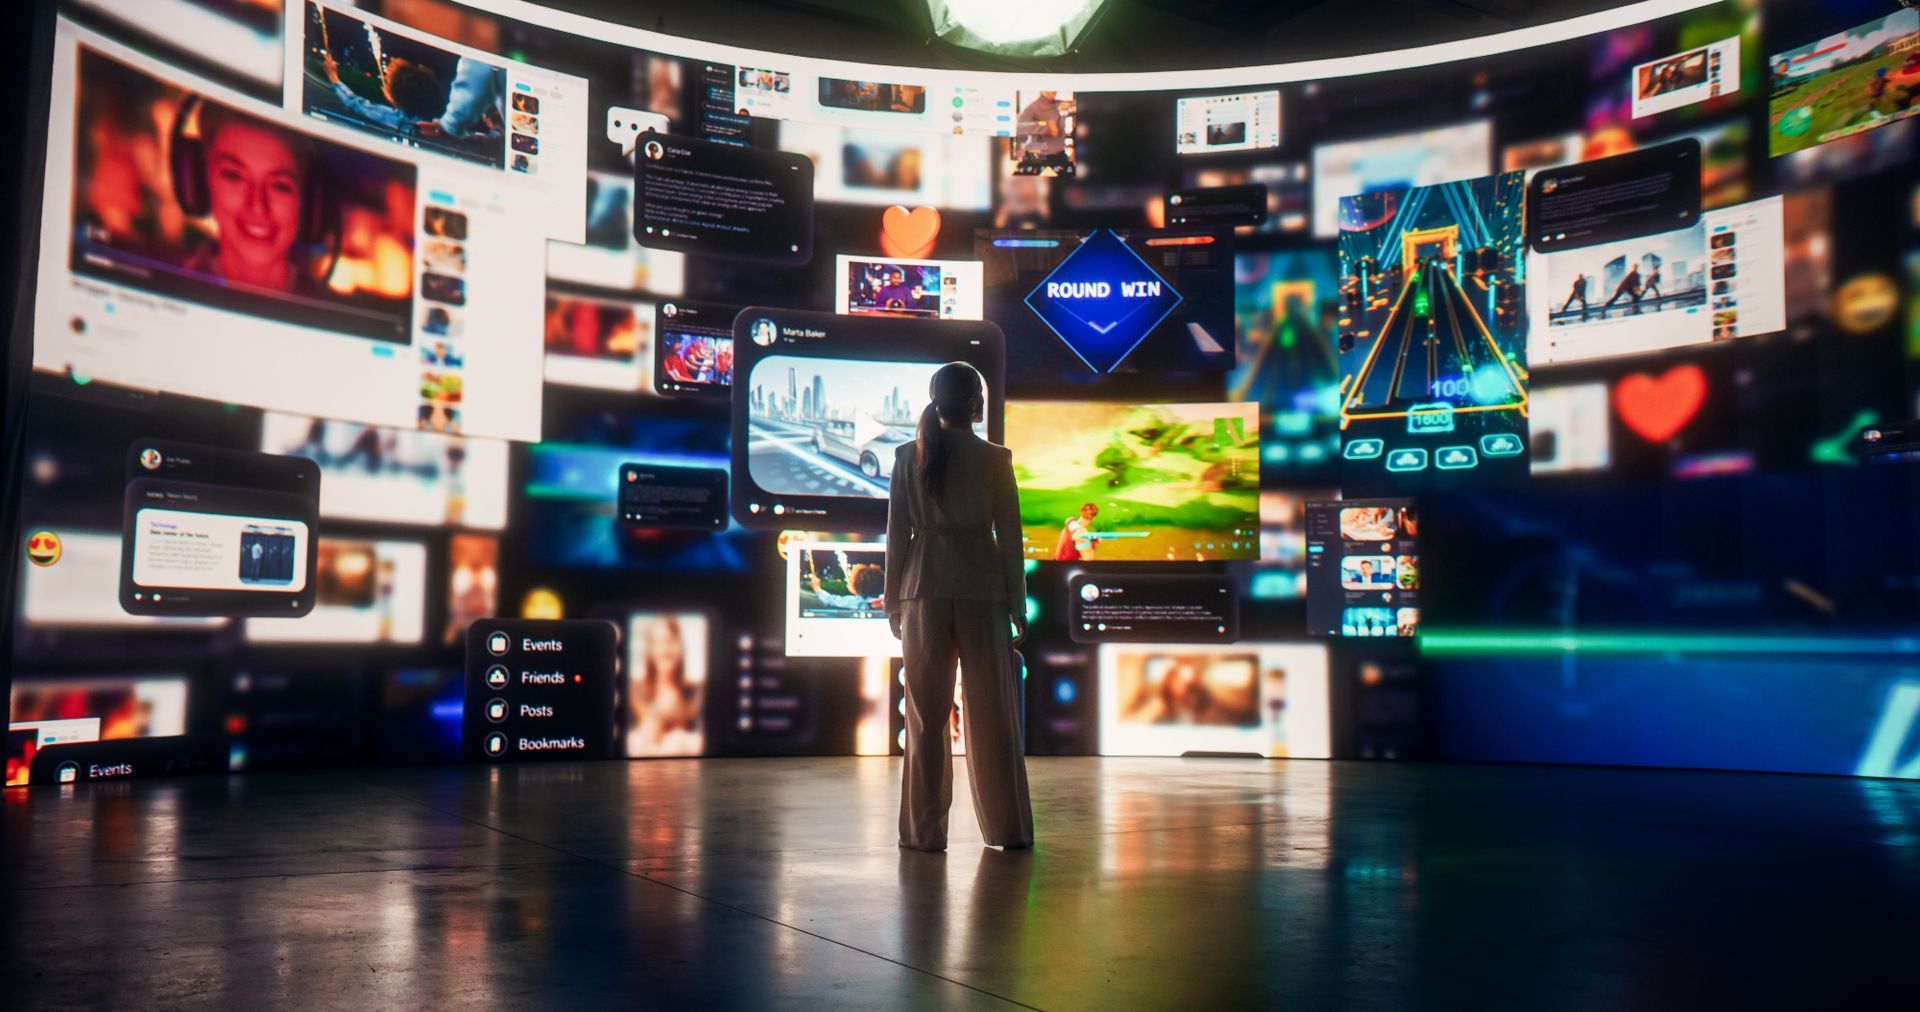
top-left (1024, 230), bottom-right (1183, 374)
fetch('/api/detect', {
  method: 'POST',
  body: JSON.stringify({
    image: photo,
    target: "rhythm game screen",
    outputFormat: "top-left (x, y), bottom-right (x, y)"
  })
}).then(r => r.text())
top-left (1336, 172), bottom-right (1531, 489)
top-left (7, 0), bottom-right (1920, 787)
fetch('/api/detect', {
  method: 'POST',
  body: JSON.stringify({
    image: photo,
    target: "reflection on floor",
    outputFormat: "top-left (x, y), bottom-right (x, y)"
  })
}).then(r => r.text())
top-left (5, 756), bottom-right (1919, 1008)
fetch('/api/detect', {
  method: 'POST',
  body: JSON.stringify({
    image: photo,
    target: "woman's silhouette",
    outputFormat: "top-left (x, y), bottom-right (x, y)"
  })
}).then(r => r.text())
top-left (885, 363), bottom-right (1033, 851)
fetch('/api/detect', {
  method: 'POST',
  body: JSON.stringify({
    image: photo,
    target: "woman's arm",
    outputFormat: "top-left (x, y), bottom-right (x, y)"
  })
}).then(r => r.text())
top-left (992, 446), bottom-right (1027, 619)
top-left (884, 445), bottom-right (910, 624)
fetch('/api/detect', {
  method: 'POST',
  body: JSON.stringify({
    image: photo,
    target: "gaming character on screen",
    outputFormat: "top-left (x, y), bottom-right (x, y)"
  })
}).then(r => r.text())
top-left (173, 98), bottom-right (338, 295)
top-left (885, 363), bottom-right (1033, 852)
top-left (1053, 502), bottom-right (1100, 561)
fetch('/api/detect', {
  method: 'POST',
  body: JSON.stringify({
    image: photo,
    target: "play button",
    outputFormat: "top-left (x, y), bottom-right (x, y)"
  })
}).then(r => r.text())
top-left (853, 412), bottom-right (887, 448)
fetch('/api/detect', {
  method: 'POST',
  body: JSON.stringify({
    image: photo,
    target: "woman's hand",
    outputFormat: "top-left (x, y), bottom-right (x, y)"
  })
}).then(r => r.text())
top-left (1010, 611), bottom-right (1027, 645)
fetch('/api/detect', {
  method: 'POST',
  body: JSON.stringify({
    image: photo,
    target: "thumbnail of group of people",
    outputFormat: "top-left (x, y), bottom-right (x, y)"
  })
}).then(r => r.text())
top-left (1558, 260), bottom-right (1668, 320)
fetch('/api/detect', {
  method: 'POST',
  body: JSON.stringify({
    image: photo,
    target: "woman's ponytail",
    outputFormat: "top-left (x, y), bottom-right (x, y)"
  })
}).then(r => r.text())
top-left (915, 402), bottom-right (948, 506)
top-left (915, 363), bottom-right (984, 508)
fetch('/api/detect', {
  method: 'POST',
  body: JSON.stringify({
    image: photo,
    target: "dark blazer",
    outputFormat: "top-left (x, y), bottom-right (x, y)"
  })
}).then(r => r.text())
top-left (884, 430), bottom-right (1026, 614)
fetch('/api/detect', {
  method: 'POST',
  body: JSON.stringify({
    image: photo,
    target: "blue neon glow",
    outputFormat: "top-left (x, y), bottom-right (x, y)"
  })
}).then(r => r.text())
top-left (1024, 230), bottom-right (1182, 373)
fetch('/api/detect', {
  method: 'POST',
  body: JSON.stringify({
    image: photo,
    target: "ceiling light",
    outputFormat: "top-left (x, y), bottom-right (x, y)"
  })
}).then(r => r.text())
top-left (926, 0), bottom-right (1110, 57)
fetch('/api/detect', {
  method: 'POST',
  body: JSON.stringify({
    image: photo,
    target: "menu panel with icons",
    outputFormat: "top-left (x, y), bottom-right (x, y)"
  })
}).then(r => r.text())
top-left (465, 619), bottom-right (618, 762)
top-left (1305, 499), bottom-right (1420, 638)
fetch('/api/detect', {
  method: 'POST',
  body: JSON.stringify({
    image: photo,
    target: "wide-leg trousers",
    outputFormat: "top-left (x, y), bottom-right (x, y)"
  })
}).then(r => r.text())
top-left (898, 597), bottom-right (1033, 850)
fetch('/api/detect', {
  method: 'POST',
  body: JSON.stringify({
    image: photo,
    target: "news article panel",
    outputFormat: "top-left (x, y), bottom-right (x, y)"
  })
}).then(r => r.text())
top-left (120, 440), bottom-right (321, 618)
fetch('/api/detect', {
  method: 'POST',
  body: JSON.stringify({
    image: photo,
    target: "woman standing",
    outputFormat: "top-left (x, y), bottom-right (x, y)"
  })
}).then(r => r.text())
top-left (885, 363), bottom-right (1033, 851)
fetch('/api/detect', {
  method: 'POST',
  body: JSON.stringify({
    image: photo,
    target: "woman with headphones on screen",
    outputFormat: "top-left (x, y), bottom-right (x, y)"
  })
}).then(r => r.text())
top-left (174, 97), bottom-right (336, 295)
top-left (885, 363), bottom-right (1033, 852)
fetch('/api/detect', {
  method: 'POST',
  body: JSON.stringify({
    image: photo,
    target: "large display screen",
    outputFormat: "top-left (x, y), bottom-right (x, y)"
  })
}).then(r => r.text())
top-left (1005, 401), bottom-right (1259, 562)
top-left (1096, 642), bottom-right (1330, 757)
top-left (1337, 172), bottom-right (1531, 489)
top-left (31, 20), bottom-right (588, 440)
top-left (10, 0), bottom-right (1918, 784)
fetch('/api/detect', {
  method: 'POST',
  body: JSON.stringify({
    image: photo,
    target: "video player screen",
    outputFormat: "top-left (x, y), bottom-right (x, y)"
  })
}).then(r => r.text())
top-left (1005, 401), bottom-right (1259, 563)
top-left (731, 308), bottom-right (1004, 531)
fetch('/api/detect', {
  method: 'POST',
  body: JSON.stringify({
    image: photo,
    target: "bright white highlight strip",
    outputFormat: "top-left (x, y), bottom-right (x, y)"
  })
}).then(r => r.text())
top-left (930, 0), bottom-right (1107, 53)
top-left (448, 0), bottom-right (1715, 92)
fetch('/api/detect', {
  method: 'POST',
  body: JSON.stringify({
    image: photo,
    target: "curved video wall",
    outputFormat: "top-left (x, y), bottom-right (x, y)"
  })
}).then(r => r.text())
top-left (9, 0), bottom-right (1920, 784)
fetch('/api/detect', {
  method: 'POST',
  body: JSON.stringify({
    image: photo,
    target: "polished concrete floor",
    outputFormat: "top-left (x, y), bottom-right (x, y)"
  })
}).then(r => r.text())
top-left (4, 757), bottom-right (1918, 1009)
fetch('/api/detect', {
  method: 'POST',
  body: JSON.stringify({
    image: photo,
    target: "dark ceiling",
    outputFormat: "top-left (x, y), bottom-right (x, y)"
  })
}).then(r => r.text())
top-left (533, 0), bottom-right (1635, 73)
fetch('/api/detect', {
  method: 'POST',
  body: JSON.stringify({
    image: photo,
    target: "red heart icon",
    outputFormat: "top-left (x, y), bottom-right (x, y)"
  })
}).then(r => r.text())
top-left (1613, 364), bottom-right (1707, 443)
top-left (880, 206), bottom-right (941, 259)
